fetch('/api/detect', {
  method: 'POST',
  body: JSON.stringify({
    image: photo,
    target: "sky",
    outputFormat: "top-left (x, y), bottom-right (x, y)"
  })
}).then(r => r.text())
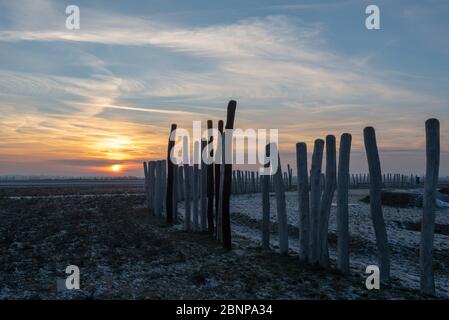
top-left (0, 0), bottom-right (448, 177)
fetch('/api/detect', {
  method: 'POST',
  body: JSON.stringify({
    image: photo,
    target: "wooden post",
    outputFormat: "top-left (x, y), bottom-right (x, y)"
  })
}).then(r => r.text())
top-left (161, 160), bottom-right (167, 215)
top-left (160, 160), bottom-right (166, 216)
top-left (200, 139), bottom-right (208, 232)
top-left (420, 118), bottom-right (440, 296)
top-left (286, 164), bottom-right (291, 191)
top-left (192, 141), bottom-right (200, 231)
top-left (296, 142), bottom-right (309, 261)
top-left (216, 135), bottom-right (225, 242)
top-left (148, 161), bottom-right (156, 215)
top-left (319, 135), bottom-right (337, 268)
top-left (184, 165), bottom-right (192, 231)
top-left (153, 161), bottom-right (161, 216)
top-left (214, 120), bottom-right (224, 232)
top-left (364, 126), bottom-right (390, 282)
top-left (256, 172), bottom-right (260, 192)
top-left (143, 162), bottom-right (150, 211)
top-left (178, 166), bottom-right (184, 202)
top-left (166, 124), bottom-right (177, 225)
top-left (245, 171), bottom-right (247, 193)
top-left (220, 100), bottom-right (237, 250)
top-left (272, 144), bottom-right (288, 255)
top-left (239, 170), bottom-right (243, 194)
top-left (207, 120), bottom-right (215, 233)
top-left (262, 144), bottom-right (271, 250)
top-left (337, 133), bottom-right (352, 274)
top-left (173, 164), bottom-right (179, 223)
top-left (251, 171), bottom-right (256, 193)
top-left (309, 139), bottom-right (324, 264)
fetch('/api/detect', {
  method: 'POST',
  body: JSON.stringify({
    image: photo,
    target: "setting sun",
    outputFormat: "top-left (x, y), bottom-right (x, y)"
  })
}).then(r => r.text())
top-left (111, 164), bottom-right (122, 172)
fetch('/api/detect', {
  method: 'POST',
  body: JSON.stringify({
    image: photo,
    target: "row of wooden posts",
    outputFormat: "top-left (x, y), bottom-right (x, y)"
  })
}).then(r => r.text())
top-left (143, 101), bottom-right (237, 249)
top-left (351, 173), bottom-right (422, 187)
top-left (259, 119), bottom-right (440, 296)
top-left (143, 100), bottom-right (440, 296)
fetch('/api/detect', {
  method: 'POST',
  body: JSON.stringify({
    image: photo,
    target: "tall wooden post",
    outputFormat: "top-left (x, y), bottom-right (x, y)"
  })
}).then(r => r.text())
top-left (178, 166), bottom-right (184, 202)
top-left (309, 139), bottom-right (324, 264)
top-left (287, 164), bottom-right (293, 191)
top-left (161, 160), bottom-right (167, 215)
top-left (319, 135), bottom-right (337, 268)
top-left (272, 144), bottom-right (288, 255)
top-left (207, 120), bottom-right (215, 233)
top-left (214, 120), bottom-right (224, 228)
top-left (200, 139), bottom-right (208, 232)
top-left (184, 165), bottom-right (192, 231)
top-left (192, 141), bottom-right (200, 231)
top-left (166, 124), bottom-right (177, 225)
top-left (148, 161), bottom-right (156, 215)
top-left (337, 133), bottom-right (352, 274)
top-left (296, 142), bottom-right (309, 261)
top-left (173, 165), bottom-right (179, 223)
top-left (251, 172), bottom-right (256, 193)
top-left (364, 126), bottom-right (390, 282)
top-left (153, 161), bottom-right (161, 216)
top-left (143, 162), bottom-right (150, 211)
top-left (220, 100), bottom-right (236, 250)
top-left (420, 118), bottom-right (440, 296)
top-left (143, 161), bottom-right (152, 212)
top-left (262, 144), bottom-right (271, 250)
top-left (256, 172), bottom-right (260, 192)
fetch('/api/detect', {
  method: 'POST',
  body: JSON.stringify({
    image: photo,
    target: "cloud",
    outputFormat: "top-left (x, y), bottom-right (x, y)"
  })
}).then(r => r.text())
top-left (0, 1), bottom-right (448, 175)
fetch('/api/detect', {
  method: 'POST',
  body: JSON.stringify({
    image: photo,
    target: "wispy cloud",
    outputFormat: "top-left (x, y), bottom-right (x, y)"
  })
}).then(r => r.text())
top-left (0, 0), bottom-right (448, 175)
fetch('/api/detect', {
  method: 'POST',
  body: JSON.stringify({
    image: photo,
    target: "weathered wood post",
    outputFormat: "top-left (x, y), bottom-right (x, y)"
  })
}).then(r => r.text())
top-left (337, 133), bottom-right (352, 274)
top-left (153, 161), bottom-right (161, 216)
top-left (207, 120), bottom-right (215, 233)
top-left (184, 165), bottom-right (192, 231)
top-left (262, 144), bottom-right (271, 250)
top-left (161, 160), bottom-right (167, 215)
top-left (272, 144), bottom-right (288, 255)
top-left (200, 139), bottom-right (208, 232)
top-left (256, 172), bottom-right (260, 192)
top-left (364, 126), bottom-right (390, 282)
top-left (214, 120), bottom-right (224, 231)
top-left (143, 162), bottom-right (150, 211)
top-left (287, 164), bottom-right (292, 191)
top-left (216, 135), bottom-right (225, 242)
top-left (243, 171), bottom-right (246, 194)
top-left (309, 139), bottom-right (324, 264)
top-left (178, 166), bottom-right (184, 202)
top-left (166, 124), bottom-right (177, 225)
top-left (148, 161), bottom-right (156, 215)
top-left (283, 172), bottom-right (287, 188)
top-left (319, 135), bottom-right (337, 268)
top-left (192, 141), bottom-right (200, 231)
top-left (159, 160), bottom-right (166, 215)
top-left (239, 171), bottom-right (244, 194)
top-left (251, 171), bottom-right (256, 193)
top-left (220, 100), bottom-right (237, 250)
top-left (173, 165), bottom-right (179, 223)
top-left (420, 118), bottom-right (440, 296)
top-left (296, 142), bottom-right (309, 261)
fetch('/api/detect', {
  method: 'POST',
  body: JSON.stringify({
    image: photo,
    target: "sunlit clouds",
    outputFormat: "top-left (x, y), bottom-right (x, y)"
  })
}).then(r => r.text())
top-left (0, 0), bottom-right (448, 176)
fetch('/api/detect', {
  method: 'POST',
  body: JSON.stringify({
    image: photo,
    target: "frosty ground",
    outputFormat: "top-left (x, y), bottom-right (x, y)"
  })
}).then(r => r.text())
top-left (0, 183), bottom-right (447, 299)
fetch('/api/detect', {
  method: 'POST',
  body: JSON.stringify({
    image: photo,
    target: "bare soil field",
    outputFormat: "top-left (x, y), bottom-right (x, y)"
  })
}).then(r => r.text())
top-left (0, 184), bottom-right (446, 299)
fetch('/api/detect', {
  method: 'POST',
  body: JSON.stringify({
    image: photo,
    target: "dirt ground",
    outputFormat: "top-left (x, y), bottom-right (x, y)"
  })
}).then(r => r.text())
top-left (0, 184), bottom-right (441, 299)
